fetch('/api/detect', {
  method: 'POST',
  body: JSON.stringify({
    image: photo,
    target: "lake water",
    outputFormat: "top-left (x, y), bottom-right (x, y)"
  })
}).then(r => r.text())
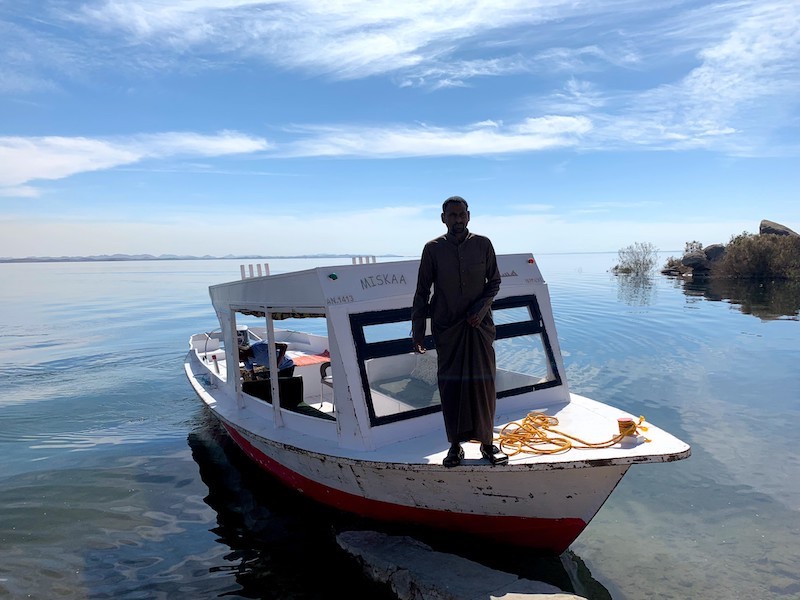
top-left (1, 255), bottom-right (798, 599)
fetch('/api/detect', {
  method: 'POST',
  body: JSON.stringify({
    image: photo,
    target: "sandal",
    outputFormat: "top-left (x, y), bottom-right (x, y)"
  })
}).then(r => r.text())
top-left (443, 445), bottom-right (464, 468)
top-left (480, 444), bottom-right (508, 466)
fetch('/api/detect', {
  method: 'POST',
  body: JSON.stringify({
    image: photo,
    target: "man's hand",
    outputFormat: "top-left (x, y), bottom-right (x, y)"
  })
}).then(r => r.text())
top-left (413, 342), bottom-right (426, 354)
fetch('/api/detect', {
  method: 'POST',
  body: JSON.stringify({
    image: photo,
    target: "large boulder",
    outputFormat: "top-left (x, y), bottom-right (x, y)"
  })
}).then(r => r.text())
top-left (759, 220), bottom-right (798, 237)
top-left (704, 244), bottom-right (726, 262)
top-left (682, 251), bottom-right (710, 271)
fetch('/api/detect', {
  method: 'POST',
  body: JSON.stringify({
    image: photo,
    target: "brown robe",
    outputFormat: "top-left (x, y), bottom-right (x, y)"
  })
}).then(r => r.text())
top-left (411, 230), bottom-right (501, 444)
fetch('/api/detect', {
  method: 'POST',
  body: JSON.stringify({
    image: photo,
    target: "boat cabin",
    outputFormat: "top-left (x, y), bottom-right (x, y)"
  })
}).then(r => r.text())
top-left (189, 254), bottom-right (570, 452)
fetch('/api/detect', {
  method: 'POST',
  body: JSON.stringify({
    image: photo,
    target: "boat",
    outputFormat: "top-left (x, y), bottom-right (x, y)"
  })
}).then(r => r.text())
top-left (184, 254), bottom-right (690, 554)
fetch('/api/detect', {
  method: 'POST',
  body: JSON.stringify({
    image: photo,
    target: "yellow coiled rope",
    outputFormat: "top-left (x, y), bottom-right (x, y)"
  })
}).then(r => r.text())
top-left (497, 412), bottom-right (650, 456)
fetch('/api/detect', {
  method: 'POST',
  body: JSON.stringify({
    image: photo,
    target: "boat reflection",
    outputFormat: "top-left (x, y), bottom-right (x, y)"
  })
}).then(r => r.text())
top-left (187, 411), bottom-right (397, 599)
top-left (673, 276), bottom-right (800, 320)
top-left (187, 410), bottom-right (612, 599)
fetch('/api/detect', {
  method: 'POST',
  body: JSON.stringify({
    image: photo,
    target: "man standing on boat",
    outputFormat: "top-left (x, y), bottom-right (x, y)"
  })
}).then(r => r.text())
top-left (411, 196), bottom-right (507, 468)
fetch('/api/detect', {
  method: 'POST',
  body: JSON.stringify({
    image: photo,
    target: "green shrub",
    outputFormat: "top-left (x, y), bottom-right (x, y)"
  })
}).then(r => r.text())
top-left (663, 241), bottom-right (702, 276)
top-left (613, 242), bottom-right (659, 275)
top-left (684, 240), bottom-right (703, 254)
top-left (662, 253), bottom-right (691, 276)
top-left (714, 232), bottom-right (800, 280)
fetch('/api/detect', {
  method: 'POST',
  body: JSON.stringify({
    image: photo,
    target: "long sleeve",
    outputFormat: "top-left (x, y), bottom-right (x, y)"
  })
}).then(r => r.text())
top-left (468, 240), bottom-right (501, 321)
top-left (411, 243), bottom-right (435, 345)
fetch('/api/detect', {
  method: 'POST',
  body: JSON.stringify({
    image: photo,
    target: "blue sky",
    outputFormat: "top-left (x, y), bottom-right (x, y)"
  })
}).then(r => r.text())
top-left (1, 1), bottom-right (798, 258)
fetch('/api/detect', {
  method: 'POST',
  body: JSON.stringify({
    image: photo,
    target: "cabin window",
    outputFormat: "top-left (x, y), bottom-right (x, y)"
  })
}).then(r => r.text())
top-left (492, 295), bottom-right (561, 396)
top-left (233, 309), bottom-right (336, 421)
top-left (362, 321), bottom-right (409, 344)
top-left (350, 294), bottom-right (561, 427)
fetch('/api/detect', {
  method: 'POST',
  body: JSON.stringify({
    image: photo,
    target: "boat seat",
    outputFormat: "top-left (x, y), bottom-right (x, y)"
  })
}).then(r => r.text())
top-left (320, 361), bottom-right (334, 406)
top-left (241, 377), bottom-right (335, 421)
top-left (242, 376), bottom-right (304, 409)
top-left (319, 360), bottom-right (336, 408)
top-left (320, 361), bottom-right (333, 386)
top-left (319, 360), bottom-right (336, 409)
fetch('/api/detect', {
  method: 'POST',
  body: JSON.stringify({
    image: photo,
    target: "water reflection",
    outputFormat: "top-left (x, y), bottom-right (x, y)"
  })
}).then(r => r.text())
top-left (672, 276), bottom-right (800, 320)
top-left (613, 273), bottom-right (657, 306)
top-left (188, 413), bottom-right (612, 599)
top-left (187, 417), bottom-right (396, 599)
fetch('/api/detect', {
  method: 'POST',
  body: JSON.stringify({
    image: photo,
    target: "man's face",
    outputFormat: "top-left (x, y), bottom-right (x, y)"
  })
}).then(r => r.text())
top-left (441, 203), bottom-right (469, 236)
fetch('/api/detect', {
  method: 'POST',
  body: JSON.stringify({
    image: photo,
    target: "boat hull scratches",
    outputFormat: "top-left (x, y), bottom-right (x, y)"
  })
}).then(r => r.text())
top-left (219, 421), bottom-right (626, 554)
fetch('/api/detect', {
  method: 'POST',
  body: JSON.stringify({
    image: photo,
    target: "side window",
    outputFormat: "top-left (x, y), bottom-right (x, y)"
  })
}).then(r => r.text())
top-left (350, 296), bottom-right (561, 426)
top-left (363, 350), bottom-right (441, 420)
top-left (351, 308), bottom-right (442, 426)
top-left (492, 297), bottom-right (561, 397)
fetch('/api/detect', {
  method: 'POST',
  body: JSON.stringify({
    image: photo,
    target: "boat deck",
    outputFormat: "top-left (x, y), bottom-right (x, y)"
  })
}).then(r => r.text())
top-left (187, 348), bottom-right (688, 471)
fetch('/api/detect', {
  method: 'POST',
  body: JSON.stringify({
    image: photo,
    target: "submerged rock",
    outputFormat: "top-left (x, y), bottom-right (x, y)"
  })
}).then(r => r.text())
top-left (336, 530), bottom-right (586, 600)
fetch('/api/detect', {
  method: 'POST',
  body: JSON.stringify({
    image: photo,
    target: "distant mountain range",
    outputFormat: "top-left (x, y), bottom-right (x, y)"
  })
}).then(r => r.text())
top-left (0, 253), bottom-right (401, 263)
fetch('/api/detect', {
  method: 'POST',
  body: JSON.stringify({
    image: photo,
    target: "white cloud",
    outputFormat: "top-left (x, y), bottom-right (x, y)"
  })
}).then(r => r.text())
top-left (535, 44), bottom-right (641, 72)
top-left (398, 55), bottom-right (533, 88)
top-left (0, 137), bottom-right (140, 187)
top-left (587, 2), bottom-right (800, 153)
top-left (515, 115), bottom-right (592, 136)
top-left (53, 0), bottom-right (650, 82)
top-left (133, 131), bottom-right (271, 157)
top-left (279, 116), bottom-right (591, 157)
top-left (0, 132), bottom-right (270, 192)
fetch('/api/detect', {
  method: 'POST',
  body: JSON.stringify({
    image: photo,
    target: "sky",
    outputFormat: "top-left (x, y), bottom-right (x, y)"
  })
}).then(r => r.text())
top-left (1, 0), bottom-right (799, 259)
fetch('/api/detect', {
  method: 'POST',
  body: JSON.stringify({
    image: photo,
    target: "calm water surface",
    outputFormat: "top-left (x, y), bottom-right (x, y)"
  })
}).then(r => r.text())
top-left (1, 255), bottom-right (798, 599)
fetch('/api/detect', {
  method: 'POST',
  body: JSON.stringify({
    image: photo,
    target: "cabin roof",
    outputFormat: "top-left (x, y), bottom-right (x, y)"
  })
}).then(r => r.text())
top-left (209, 253), bottom-right (545, 312)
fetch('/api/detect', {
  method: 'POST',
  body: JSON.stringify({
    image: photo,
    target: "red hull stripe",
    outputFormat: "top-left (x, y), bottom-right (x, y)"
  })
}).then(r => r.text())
top-left (224, 424), bottom-right (586, 554)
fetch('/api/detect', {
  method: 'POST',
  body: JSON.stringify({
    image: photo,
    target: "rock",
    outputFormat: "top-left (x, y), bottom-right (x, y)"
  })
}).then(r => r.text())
top-left (336, 530), bottom-right (586, 600)
top-left (703, 244), bottom-right (725, 262)
top-left (681, 251), bottom-right (710, 271)
top-left (759, 220), bottom-right (799, 237)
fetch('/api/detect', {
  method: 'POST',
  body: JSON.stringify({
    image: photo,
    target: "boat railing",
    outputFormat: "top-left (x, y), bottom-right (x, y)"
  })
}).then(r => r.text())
top-left (190, 332), bottom-right (221, 354)
top-left (240, 263), bottom-right (270, 279)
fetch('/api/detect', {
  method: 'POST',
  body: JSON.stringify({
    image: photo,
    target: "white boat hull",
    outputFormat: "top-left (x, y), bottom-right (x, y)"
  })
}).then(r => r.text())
top-left (219, 415), bottom-right (628, 554)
